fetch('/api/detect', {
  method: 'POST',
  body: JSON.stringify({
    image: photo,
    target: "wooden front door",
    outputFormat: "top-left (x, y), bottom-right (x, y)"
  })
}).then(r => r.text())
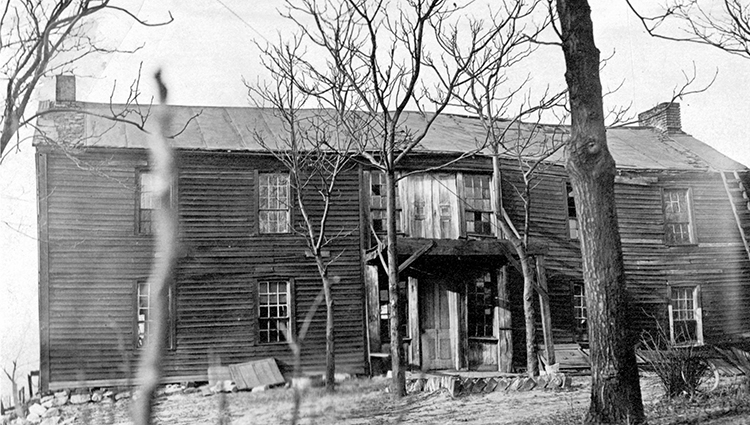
top-left (420, 278), bottom-right (453, 370)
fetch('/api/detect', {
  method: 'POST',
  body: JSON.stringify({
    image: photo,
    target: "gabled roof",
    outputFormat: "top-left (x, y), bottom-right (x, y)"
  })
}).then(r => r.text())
top-left (35, 102), bottom-right (746, 172)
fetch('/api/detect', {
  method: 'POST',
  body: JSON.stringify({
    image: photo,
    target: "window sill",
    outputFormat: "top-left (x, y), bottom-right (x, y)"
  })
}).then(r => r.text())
top-left (258, 341), bottom-right (290, 346)
top-left (671, 342), bottom-right (704, 348)
top-left (468, 336), bottom-right (498, 342)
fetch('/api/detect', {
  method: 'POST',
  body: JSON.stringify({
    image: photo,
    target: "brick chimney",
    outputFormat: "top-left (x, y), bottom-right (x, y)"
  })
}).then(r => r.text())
top-left (638, 102), bottom-right (681, 133)
top-left (55, 75), bottom-right (76, 103)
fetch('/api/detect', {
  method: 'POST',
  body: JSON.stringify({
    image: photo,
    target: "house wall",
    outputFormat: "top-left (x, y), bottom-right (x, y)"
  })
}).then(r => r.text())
top-left (376, 155), bottom-right (750, 355)
top-left (500, 159), bottom-right (750, 345)
top-left (37, 148), bottom-right (366, 391)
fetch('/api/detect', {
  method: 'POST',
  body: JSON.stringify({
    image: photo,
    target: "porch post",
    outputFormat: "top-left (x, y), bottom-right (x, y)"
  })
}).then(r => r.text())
top-left (365, 265), bottom-right (381, 357)
top-left (407, 277), bottom-right (420, 367)
top-left (448, 290), bottom-right (465, 370)
top-left (492, 153), bottom-right (513, 372)
top-left (495, 266), bottom-right (513, 372)
top-left (536, 256), bottom-right (556, 366)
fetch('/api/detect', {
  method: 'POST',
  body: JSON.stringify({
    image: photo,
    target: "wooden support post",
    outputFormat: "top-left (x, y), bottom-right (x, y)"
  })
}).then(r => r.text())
top-left (495, 266), bottom-right (513, 372)
top-left (408, 277), bottom-right (421, 367)
top-left (448, 289), bottom-right (464, 370)
top-left (536, 256), bottom-right (555, 366)
top-left (365, 265), bottom-right (381, 360)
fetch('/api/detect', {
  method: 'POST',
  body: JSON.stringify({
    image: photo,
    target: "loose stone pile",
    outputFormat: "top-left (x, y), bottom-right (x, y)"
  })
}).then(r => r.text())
top-left (1, 387), bottom-right (137, 425)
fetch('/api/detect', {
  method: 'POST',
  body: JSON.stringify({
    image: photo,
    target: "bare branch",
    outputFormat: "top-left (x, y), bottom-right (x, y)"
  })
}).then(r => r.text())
top-left (0, 0), bottom-right (173, 159)
top-left (627, 0), bottom-right (750, 59)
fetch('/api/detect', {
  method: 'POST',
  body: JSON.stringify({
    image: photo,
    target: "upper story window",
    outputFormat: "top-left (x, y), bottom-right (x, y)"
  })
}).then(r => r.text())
top-left (464, 174), bottom-right (493, 236)
top-left (566, 182), bottom-right (578, 240)
top-left (258, 280), bottom-right (291, 344)
top-left (367, 171), bottom-right (494, 240)
top-left (369, 171), bottom-right (401, 233)
top-left (138, 171), bottom-right (156, 235)
top-left (467, 272), bottom-right (496, 338)
top-left (668, 285), bottom-right (703, 346)
top-left (136, 279), bottom-right (174, 349)
top-left (259, 173), bottom-right (290, 234)
top-left (662, 188), bottom-right (694, 245)
top-left (137, 169), bottom-right (174, 235)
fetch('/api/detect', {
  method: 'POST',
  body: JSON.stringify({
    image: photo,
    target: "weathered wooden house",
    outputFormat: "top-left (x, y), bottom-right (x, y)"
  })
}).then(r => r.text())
top-left (35, 76), bottom-right (750, 391)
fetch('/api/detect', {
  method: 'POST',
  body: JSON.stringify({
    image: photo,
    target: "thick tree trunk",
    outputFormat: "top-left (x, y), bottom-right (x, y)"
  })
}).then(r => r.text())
top-left (316, 258), bottom-right (336, 393)
top-left (556, 0), bottom-right (645, 423)
top-left (386, 168), bottom-right (406, 397)
top-left (520, 253), bottom-right (538, 378)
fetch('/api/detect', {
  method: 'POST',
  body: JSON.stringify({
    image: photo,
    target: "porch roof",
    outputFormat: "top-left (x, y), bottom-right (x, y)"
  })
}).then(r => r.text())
top-left (363, 237), bottom-right (547, 266)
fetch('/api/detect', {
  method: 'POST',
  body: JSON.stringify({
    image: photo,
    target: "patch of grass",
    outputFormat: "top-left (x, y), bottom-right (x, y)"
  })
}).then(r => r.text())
top-left (519, 383), bottom-right (750, 425)
top-left (646, 384), bottom-right (750, 425)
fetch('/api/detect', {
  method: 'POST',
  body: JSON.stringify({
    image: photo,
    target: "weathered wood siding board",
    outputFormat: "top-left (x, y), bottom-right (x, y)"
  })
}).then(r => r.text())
top-left (497, 161), bottom-right (750, 345)
top-left (40, 148), bottom-right (366, 389)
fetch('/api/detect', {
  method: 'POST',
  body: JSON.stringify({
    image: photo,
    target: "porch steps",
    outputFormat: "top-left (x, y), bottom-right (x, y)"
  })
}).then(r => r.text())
top-left (405, 372), bottom-right (571, 397)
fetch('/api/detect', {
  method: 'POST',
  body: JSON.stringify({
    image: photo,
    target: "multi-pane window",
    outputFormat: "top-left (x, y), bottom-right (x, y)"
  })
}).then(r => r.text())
top-left (138, 171), bottom-right (156, 234)
top-left (464, 175), bottom-right (493, 236)
top-left (662, 189), bottom-right (694, 245)
top-left (137, 280), bottom-right (150, 348)
top-left (259, 173), bottom-right (290, 234)
top-left (258, 280), bottom-right (291, 344)
top-left (566, 182), bottom-right (578, 240)
top-left (669, 286), bottom-right (702, 345)
top-left (379, 280), bottom-right (408, 344)
top-left (369, 171), bottom-right (401, 233)
top-left (137, 170), bottom-right (174, 235)
top-left (136, 280), bottom-right (173, 349)
top-left (573, 283), bottom-right (587, 328)
top-left (467, 272), bottom-right (495, 338)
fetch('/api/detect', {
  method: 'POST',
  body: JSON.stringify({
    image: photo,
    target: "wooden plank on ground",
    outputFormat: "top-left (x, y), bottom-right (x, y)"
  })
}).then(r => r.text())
top-left (228, 358), bottom-right (285, 390)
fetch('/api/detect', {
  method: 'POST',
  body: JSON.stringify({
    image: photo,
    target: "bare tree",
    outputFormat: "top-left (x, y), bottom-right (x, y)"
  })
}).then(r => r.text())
top-left (467, 100), bottom-right (567, 378)
top-left (275, 0), bottom-right (540, 397)
top-left (247, 37), bottom-right (359, 393)
top-left (627, 0), bottom-right (750, 59)
top-left (2, 360), bottom-right (24, 418)
top-left (440, 4), bottom-right (568, 376)
top-left (553, 0), bottom-right (645, 423)
top-left (0, 0), bottom-right (173, 160)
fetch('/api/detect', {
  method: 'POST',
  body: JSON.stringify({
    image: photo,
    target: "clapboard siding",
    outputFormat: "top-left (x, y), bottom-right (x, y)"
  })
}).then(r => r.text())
top-left (39, 149), bottom-right (366, 389)
top-left (392, 155), bottom-right (750, 348)
top-left (39, 143), bottom-right (750, 388)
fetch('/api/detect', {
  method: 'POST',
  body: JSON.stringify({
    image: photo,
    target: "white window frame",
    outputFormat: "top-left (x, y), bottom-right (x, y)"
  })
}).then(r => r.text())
top-left (258, 279), bottom-right (293, 344)
top-left (462, 174), bottom-right (494, 237)
top-left (137, 168), bottom-right (175, 235)
top-left (662, 188), bottom-right (696, 245)
top-left (258, 173), bottom-right (291, 234)
top-left (135, 279), bottom-right (175, 350)
top-left (565, 182), bottom-right (579, 240)
top-left (668, 285), bottom-right (703, 346)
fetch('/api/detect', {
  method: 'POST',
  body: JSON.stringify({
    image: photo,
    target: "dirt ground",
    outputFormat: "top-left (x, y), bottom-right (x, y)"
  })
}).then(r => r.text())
top-left (56, 373), bottom-right (676, 425)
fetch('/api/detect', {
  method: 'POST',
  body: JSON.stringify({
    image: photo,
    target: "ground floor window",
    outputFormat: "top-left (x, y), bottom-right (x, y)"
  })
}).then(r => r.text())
top-left (379, 280), bottom-right (408, 344)
top-left (573, 283), bottom-right (587, 327)
top-left (669, 285), bottom-right (703, 345)
top-left (467, 272), bottom-right (495, 338)
top-left (259, 280), bottom-right (291, 344)
top-left (136, 279), bottom-right (174, 349)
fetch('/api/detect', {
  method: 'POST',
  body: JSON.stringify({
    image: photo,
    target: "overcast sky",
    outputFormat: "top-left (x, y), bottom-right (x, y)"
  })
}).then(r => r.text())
top-left (2, 0), bottom-right (749, 398)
